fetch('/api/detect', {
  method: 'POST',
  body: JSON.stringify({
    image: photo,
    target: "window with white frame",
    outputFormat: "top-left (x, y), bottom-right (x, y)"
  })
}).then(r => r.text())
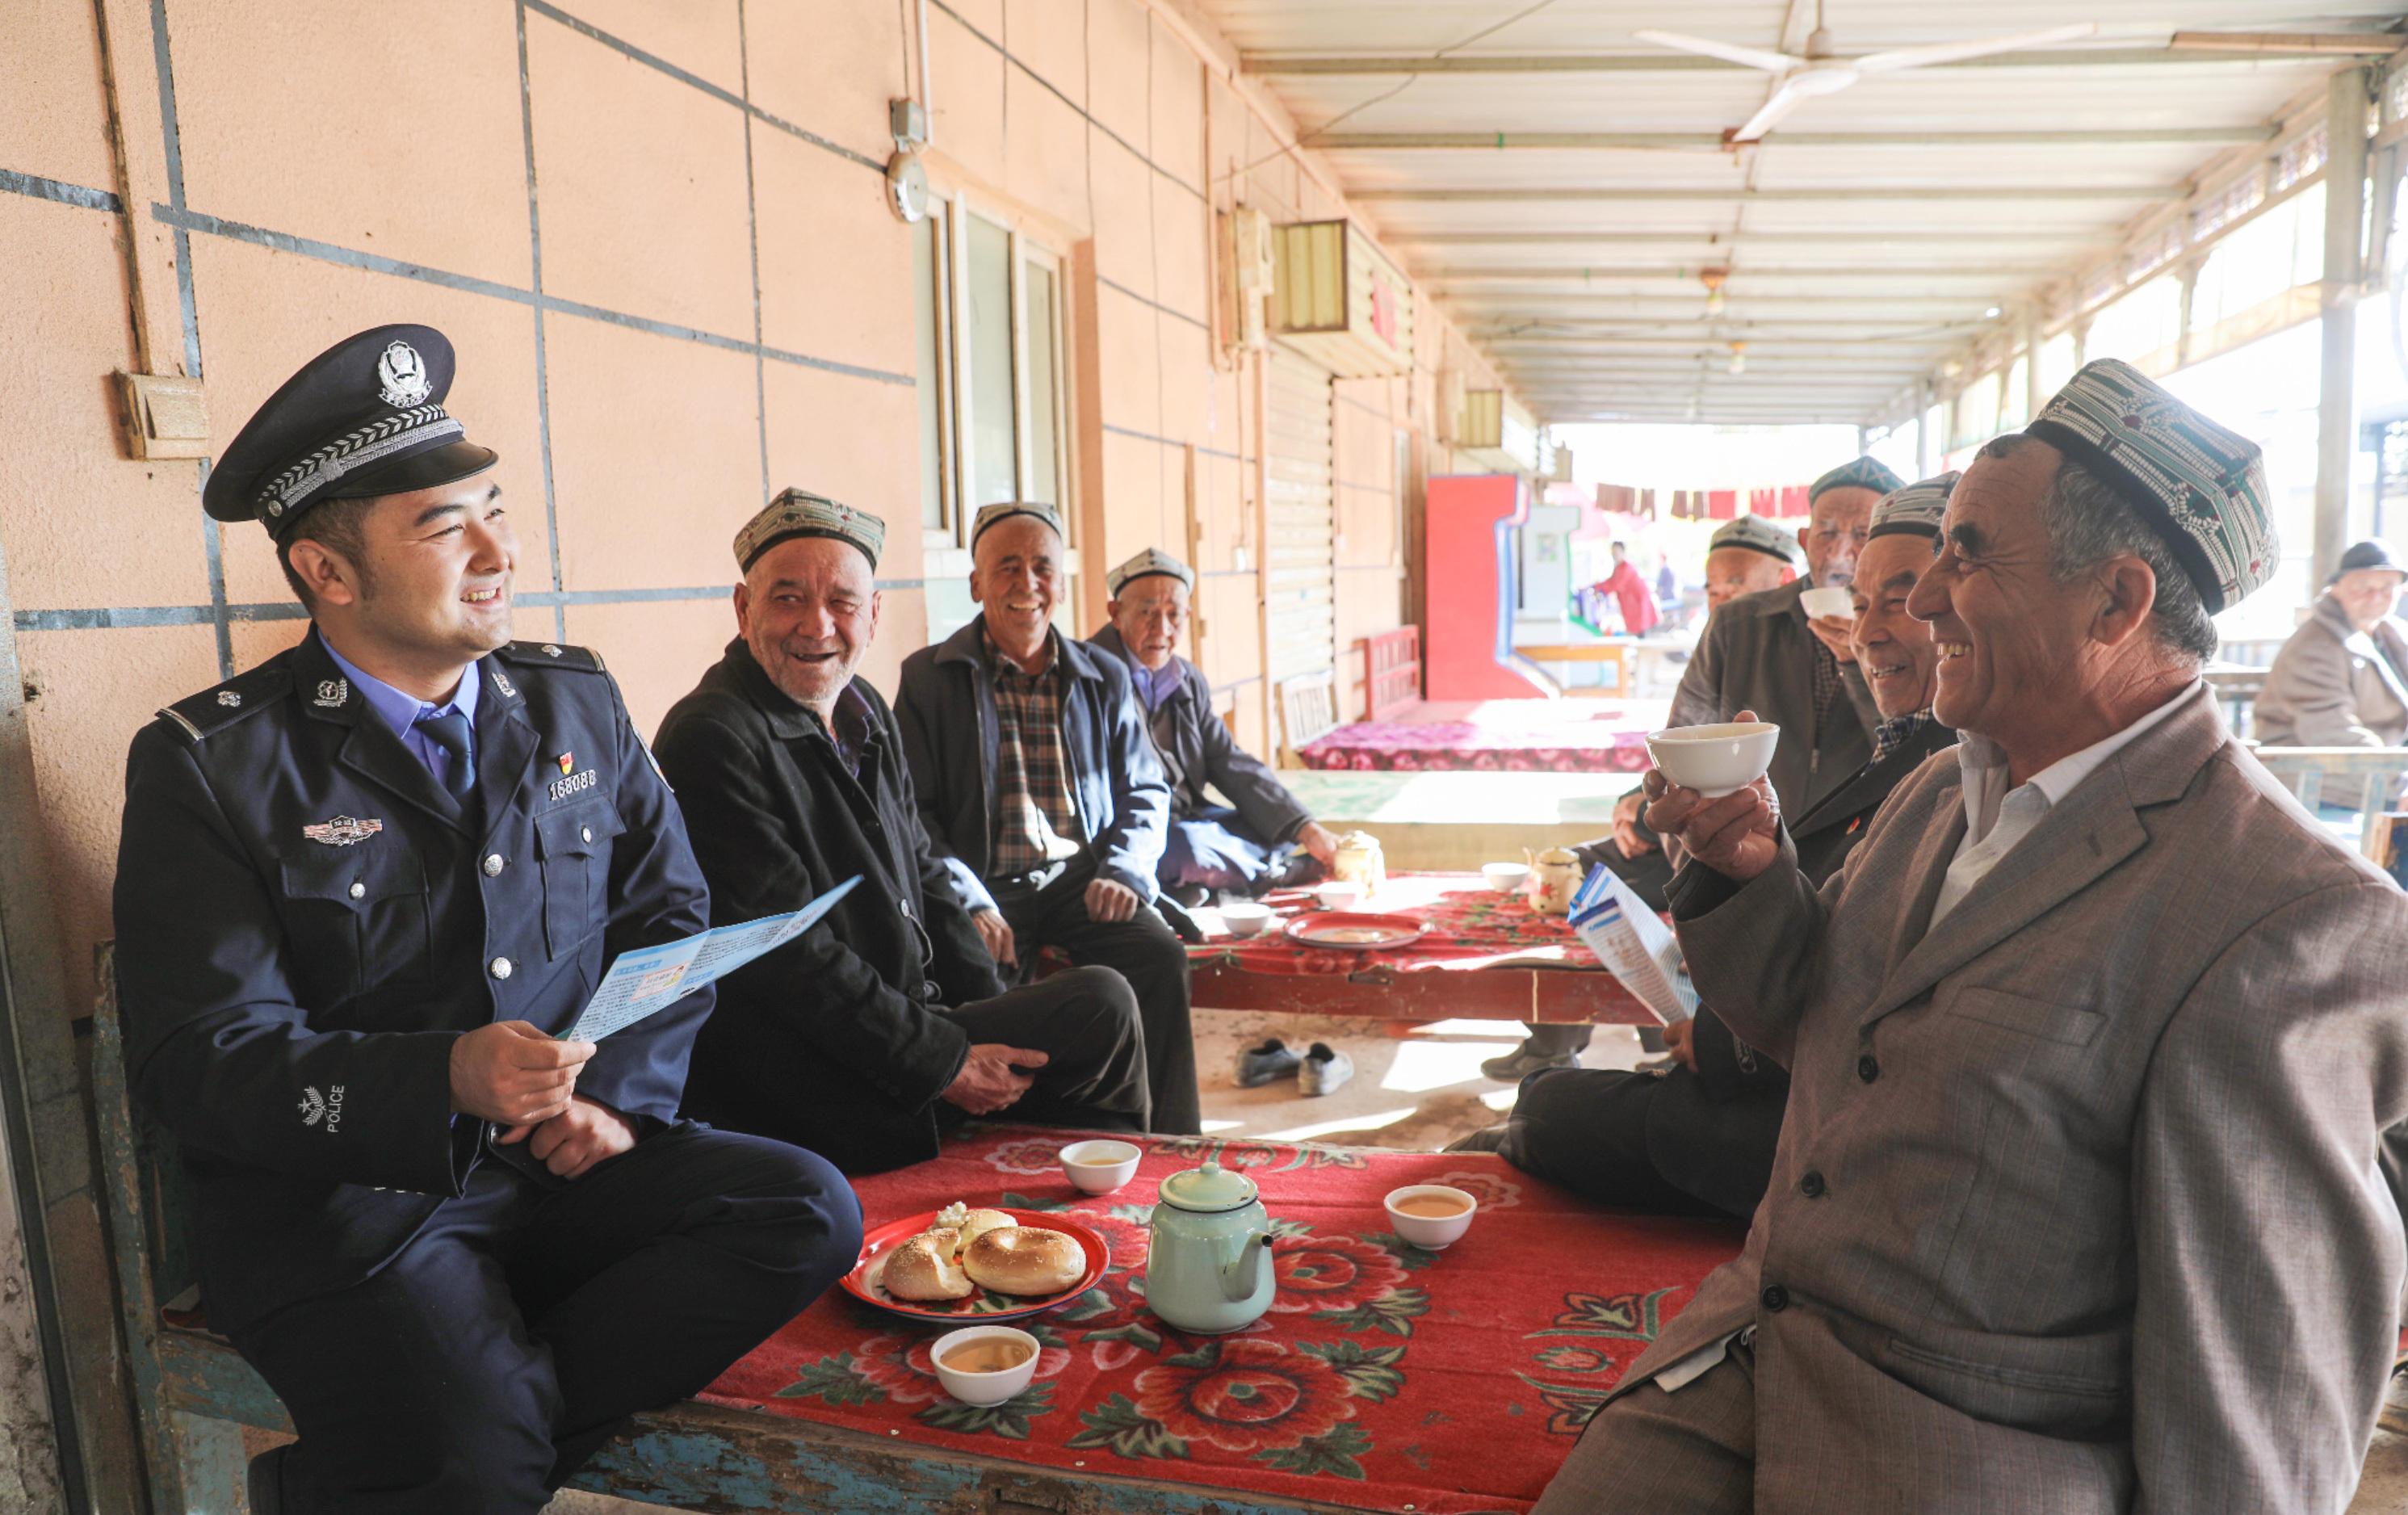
top-left (912, 197), bottom-right (1076, 638)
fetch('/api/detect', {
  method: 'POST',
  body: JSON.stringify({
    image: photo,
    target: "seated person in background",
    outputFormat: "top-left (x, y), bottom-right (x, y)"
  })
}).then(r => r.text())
top-left (898, 504), bottom-right (1202, 1134)
top-left (657, 491), bottom-right (1153, 1174)
top-left (1462, 475), bottom-right (1960, 1216)
top-left (1089, 547), bottom-right (1336, 904)
top-left (1676, 458), bottom-right (1900, 816)
top-left (1588, 539), bottom-right (1661, 636)
top-left (2254, 538), bottom-right (2408, 747)
top-left (1700, 514), bottom-right (1798, 615)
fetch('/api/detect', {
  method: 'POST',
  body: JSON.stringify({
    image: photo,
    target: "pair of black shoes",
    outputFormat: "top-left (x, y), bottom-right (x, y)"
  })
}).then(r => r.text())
top-left (1236, 1038), bottom-right (1353, 1096)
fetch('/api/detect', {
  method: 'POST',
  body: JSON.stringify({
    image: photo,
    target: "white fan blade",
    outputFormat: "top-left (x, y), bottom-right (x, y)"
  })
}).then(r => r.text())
top-left (1852, 23), bottom-right (2098, 75)
top-left (1634, 28), bottom-right (1806, 74)
top-left (1732, 76), bottom-right (1818, 142)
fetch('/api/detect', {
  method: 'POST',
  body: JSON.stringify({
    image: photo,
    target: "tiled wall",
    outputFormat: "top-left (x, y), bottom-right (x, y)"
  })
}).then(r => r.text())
top-left (0, 0), bottom-right (1517, 1018)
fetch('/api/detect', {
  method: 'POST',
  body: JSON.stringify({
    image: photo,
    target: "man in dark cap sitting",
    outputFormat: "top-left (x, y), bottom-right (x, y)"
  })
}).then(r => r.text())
top-left (1088, 546), bottom-right (1336, 904)
top-left (655, 490), bottom-right (1154, 1173)
top-left (2255, 538), bottom-right (2408, 748)
top-left (111, 325), bottom-right (861, 1513)
top-left (896, 503), bottom-right (1202, 1133)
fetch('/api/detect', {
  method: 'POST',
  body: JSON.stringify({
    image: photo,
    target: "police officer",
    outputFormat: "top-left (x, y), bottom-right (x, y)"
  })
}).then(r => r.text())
top-left (111, 325), bottom-right (862, 1513)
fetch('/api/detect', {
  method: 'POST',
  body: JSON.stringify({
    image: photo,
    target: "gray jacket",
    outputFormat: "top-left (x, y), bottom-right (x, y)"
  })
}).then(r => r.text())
top-left (895, 617), bottom-right (1169, 911)
top-left (2253, 591), bottom-right (2408, 747)
top-left (1088, 624), bottom-right (1310, 845)
top-left (1627, 685), bottom-right (2408, 1510)
top-left (1669, 577), bottom-right (1879, 814)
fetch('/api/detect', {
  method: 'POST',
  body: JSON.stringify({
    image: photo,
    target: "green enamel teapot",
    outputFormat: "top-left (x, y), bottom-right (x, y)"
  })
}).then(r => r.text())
top-left (1143, 1159), bottom-right (1275, 1334)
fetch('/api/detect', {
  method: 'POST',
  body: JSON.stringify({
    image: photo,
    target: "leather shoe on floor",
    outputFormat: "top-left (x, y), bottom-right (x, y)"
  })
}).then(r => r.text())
top-left (1298, 1042), bottom-right (1353, 1097)
top-left (1237, 1038), bottom-right (1303, 1088)
top-left (1479, 1043), bottom-right (1580, 1082)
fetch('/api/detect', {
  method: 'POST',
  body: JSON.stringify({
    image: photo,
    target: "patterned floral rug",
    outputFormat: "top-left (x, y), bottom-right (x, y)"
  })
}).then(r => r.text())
top-left (1298, 699), bottom-right (1672, 774)
top-left (703, 1126), bottom-right (1744, 1514)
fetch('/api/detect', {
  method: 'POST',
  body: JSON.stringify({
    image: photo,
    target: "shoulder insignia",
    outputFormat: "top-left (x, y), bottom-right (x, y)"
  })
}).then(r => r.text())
top-left (157, 665), bottom-right (295, 741)
top-left (497, 640), bottom-right (607, 674)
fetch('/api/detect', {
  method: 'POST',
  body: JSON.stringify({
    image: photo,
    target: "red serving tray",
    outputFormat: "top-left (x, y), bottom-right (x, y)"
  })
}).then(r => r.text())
top-left (841, 1207), bottom-right (1111, 1323)
top-left (1280, 911), bottom-right (1429, 950)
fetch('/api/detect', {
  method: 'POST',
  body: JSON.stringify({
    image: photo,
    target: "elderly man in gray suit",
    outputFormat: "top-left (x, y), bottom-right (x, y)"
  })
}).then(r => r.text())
top-left (1533, 359), bottom-right (2408, 1514)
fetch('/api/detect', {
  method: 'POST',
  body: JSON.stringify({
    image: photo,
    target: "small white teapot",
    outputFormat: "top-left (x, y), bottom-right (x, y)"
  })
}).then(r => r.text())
top-left (1526, 845), bottom-right (1584, 915)
top-left (1330, 830), bottom-right (1385, 896)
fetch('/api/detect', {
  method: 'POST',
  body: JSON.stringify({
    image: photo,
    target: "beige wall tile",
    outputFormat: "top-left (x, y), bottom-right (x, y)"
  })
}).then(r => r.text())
top-left (1097, 427), bottom-right (1166, 569)
top-left (1088, 130), bottom-right (1152, 298)
top-left (1083, 0), bottom-right (1150, 157)
top-left (529, 16), bottom-right (754, 338)
top-left (1005, 67), bottom-right (1089, 231)
top-left (1, 0), bottom-right (112, 191)
top-left (546, 315), bottom-right (760, 590)
top-left (761, 362), bottom-right (925, 582)
top-left (946, 0), bottom-right (1005, 44)
top-left (753, 127), bottom-right (914, 378)
top-left (22, 623), bottom-right (223, 1011)
top-left (1004, 0), bottom-right (1085, 111)
top-left (172, 2), bottom-right (531, 288)
top-left (1148, 22), bottom-right (1203, 194)
top-left (1156, 317), bottom-right (1209, 448)
top-left (745, 0), bottom-right (903, 166)
top-left (1152, 176), bottom-right (1209, 327)
top-left (187, 235), bottom-right (549, 608)
top-left (929, 10), bottom-right (1006, 189)
top-left (561, 0), bottom-right (742, 94)
top-left (1096, 286), bottom-right (1160, 438)
top-left (563, 596), bottom-right (737, 742)
top-left (0, 199), bottom-right (210, 611)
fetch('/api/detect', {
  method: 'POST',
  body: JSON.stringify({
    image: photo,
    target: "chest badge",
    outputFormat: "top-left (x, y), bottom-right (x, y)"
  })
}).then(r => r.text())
top-left (556, 751), bottom-right (574, 775)
top-left (547, 756), bottom-right (598, 803)
top-left (303, 816), bottom-right (384, 846)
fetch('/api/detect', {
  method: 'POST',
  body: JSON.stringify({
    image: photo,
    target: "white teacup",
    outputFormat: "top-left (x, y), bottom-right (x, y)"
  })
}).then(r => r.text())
top-left (1060, 1138), bottom-right (1142, 1194)
top-left (931, 1325), bottom-right (1041, 1405)
top-left (1646, 721), bottom-right (1779, 798)
top-left (1318, 880), bottom-right (1365, 911)
top-left (1481, 862), bottom-right (1530, 894)
top-left (1382, 1184), bottom-right (1479, 1250)
top-left (1219, 901), bottom-right (1274, 938)
top-left (1799, 585), bottom-right (1854, 620)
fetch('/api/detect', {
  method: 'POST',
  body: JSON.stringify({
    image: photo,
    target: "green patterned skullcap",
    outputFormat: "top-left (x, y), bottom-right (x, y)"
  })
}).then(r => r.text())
top-left (1707, 514), bottom-right (1802, 565)
top-left (2023, 358), bottom-right (2274, 614)
top-left (1809, 455), bottom-right (1906, 502)
top-left (1868, 472), bottom-right (1959, 542)
top-left (1106, 548), bottom-right (1194, 598)
top-left (971, 501), bottom-right (1066, 547)
top-left (734, 487), bottom-right (887, 572)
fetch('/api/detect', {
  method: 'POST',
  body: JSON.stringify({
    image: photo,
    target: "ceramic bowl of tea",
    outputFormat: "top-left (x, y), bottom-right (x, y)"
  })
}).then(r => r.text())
top-left (932, 1325), bottom-right (1042, 1405)
top-left (1798, 585), bottom-right (1855, 621)
top-left (1219, 901), bottom-right (1275, 938)
top-left (1060, 1138), bottom-right (1143, 1195)
top-left (1481, 862), bottom-right (1531, 895)
top-left (1318, 879), bottom-right (1365, 911)
top-left (1644, 720), bottom-right (1779, 799)
top-left (1382, 1184), bottom-right (1478, 1250)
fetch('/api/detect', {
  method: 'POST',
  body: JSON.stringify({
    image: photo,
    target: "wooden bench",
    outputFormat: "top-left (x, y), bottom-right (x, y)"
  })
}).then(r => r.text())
top-left (1359, 627), bottom-right (1421, 720)
top-left (1275, 669), bottom-right (1340, 768)
top-left (89, 952), bottom-right (1360, 1514)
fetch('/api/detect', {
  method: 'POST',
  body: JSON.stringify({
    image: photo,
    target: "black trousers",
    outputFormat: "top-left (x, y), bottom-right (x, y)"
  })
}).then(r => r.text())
top-left (943, 965), bottom-right (1154, 1132)
top-left (992, 858), bottom-right (1201, 1134)
top-left (1500, 1066), bottom-right (1730, 1219)
top-left (234, 1123), bottom-right (861, 1513)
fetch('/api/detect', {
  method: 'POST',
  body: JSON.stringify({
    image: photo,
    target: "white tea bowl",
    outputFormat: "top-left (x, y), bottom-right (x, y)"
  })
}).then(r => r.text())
top-left (1645, 721), bottom-right (1779, 799)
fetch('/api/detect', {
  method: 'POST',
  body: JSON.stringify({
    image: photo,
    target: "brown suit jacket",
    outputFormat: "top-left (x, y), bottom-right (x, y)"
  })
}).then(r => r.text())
top-left (1630, 684), bottom-right (2408, 1512)
top-left (2253, 592), bottom-right (2408, 748)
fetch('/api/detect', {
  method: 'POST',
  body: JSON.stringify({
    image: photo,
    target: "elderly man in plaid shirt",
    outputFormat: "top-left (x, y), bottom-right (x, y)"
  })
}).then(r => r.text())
top-left (896, 503), bottom-right (1201, 1133)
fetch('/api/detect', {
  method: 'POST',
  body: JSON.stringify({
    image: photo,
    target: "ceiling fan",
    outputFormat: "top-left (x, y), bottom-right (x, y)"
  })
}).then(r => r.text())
top-left (1637, 5), bottom-right (2100, 144)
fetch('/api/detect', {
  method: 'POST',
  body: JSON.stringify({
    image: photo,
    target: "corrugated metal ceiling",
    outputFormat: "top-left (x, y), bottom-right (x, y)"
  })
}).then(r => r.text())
top-left (1203, 0), bottom-right (2406, 423)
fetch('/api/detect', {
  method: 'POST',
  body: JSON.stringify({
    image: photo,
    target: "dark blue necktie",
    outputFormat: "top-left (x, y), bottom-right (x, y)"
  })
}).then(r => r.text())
top-left (413, 709), bottom-right (476, 799)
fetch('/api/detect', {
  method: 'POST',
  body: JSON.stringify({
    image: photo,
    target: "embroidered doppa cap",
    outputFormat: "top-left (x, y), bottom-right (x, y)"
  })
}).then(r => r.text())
top-left (2330, 538), bottom-right (2406, 584)
top-left (1707, 514), bottom-right (1802, 565)
top-left (1809, 455), bottom-right (1906, 503)
top-left (1868, 472), bottom-right (1960, 542)
top-left (1106, 548), bottom-right (1195, 598)
top-left (971, 502), bottom-right (1066, 547)
top-left (733, 488), bottom-right (887, 572)
top-left (2023, 358), bottom-right (2275, 614)
top-left (203, 324), bottom-right (497, 537)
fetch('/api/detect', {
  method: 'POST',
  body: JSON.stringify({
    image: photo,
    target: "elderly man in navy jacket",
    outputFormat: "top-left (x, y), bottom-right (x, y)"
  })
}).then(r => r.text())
top-left (896, 504), bottom-right (1201, 1132)
top-left (1089, 548), bottom-right (1337, 904)
top-left (113, 326), bottom-right (859, 1514)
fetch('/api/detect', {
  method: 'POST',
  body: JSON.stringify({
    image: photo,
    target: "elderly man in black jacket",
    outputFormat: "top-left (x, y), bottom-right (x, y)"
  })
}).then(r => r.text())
top-left (1458, 476), bottom-right (1959, 1219)
top-left (897, 503), bottom-right (1202, 1133)
top-left (1089, 548), bottom-right (1336, 904)
top-left (656, 491), bottom-right (1153, 1173)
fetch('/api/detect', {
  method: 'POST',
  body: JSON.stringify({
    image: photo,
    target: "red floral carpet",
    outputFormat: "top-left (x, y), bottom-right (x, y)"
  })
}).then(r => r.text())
top-left (703, 1127), bottom-right (1744, 1513)
top-left (1297, 699), bottom-right (1672, 774)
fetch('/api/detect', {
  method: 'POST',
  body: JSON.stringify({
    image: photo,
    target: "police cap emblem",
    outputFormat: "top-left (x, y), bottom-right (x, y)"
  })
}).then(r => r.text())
top-left (377, 340), bottom-right (432, 408)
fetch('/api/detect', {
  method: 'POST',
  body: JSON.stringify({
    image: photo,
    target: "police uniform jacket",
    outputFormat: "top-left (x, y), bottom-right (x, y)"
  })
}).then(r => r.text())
top-left (1669, 577), bottom-right (1881, 814)
top-left (112, 629), bottom-right (713, 1336)
top-left (1088, 624), bottom-right (1310, 844)
top-left (895, 617), bottom-right (1171, 909)
top-left (654, 641), bottom-right (1007, 1173)
top-left (1627, 685), bottom-right (2408, 1509)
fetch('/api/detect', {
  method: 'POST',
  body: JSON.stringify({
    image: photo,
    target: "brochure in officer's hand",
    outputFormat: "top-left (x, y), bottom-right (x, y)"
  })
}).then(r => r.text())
top-left (563, 875), bottom-right (862, 1042)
